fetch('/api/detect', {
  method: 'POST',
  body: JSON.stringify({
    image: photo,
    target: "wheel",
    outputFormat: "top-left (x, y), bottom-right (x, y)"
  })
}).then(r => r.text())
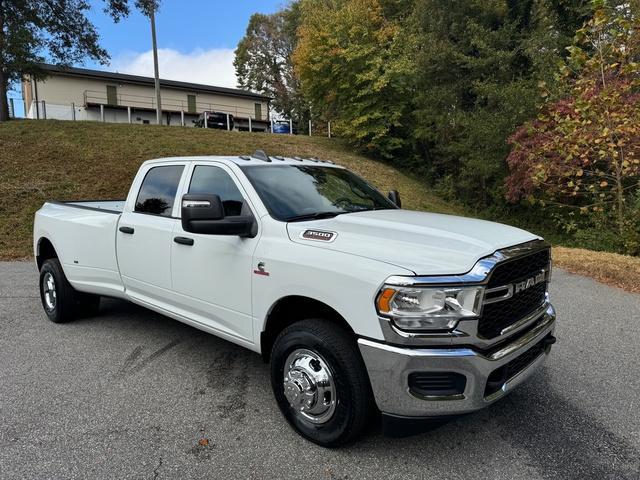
top-left (270, 319), bottom-right (374, 447)
top-left (39, 258), bottom-right (77, 323)
top-left (39, 258), bottom-right (100, 323)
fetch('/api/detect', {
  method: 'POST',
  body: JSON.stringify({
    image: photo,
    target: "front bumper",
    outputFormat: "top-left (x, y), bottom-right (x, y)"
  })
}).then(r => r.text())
top-left (358, 303), bottom-right (556, 417)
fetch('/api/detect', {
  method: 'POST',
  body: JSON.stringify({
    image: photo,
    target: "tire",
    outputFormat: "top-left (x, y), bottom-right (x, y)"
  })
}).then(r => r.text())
top-left (39, 258), bottom-right (77, 323)
top-left (270, 319), bottom-right (374, 447)
top-left (39, 258), bottom-right (100, 323)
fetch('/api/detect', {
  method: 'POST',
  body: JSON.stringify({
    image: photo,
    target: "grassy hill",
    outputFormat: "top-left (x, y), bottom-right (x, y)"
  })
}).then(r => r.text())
top-left (0, 120), bottom-right (463, 259)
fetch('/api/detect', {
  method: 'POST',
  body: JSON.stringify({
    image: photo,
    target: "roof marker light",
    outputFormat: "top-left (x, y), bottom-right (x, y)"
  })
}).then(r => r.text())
top-left (252, 150), bottom-right (271, 162)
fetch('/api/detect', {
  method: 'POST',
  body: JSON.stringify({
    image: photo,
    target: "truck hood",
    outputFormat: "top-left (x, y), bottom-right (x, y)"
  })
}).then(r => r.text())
top-left (286, 209), bottom-right (540, 275)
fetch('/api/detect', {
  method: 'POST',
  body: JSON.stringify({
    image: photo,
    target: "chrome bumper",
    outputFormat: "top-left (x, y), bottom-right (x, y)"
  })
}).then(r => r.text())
top-left (358, 303), bottom-right (556, 417)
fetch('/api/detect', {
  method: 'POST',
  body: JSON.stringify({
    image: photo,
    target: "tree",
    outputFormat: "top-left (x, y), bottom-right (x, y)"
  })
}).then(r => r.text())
top-left (234, 4), bottom-right (304, 124)
top-left (293, 0), bottom-right (416, 158)
top-left (506, 2), bottom-right (640, 253)
top-left (0, 0), bottom-right (159, 122)
top-left (409, 0), bottom-right (592, 206)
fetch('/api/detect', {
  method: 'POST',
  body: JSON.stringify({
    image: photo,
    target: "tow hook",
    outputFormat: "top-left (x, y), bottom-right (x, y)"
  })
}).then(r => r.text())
top-left (543, 335), bottom-right (557, 353)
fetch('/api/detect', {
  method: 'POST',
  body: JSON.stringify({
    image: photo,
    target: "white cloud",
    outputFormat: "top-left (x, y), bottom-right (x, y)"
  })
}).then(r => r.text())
top-left (110, 48), bottom-right (238, 88)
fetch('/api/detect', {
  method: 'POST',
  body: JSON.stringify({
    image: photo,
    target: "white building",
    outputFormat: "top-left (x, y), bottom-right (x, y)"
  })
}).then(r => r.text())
top-left (21, 64), bottom-right (271, 130)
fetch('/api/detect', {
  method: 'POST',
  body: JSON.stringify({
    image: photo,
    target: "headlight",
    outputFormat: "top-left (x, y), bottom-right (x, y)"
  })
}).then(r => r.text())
top-left (376, 285), bottom-right (483, 331)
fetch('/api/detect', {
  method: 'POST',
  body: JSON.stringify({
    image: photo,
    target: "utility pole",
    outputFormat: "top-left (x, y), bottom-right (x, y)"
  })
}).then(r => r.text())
top-left (149, 4), bottom-right (162, 125)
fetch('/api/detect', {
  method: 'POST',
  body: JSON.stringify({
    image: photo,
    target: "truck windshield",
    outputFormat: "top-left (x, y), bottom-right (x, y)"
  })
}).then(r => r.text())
top-left (241, 165), bottom-right (396, 222)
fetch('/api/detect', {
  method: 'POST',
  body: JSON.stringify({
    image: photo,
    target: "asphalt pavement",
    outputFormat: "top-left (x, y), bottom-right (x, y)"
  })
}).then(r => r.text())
top-left (0, 261), bottom-right (639, 479)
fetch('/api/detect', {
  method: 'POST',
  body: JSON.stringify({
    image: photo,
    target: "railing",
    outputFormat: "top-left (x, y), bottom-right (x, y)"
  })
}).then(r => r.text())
top-left (30, 98), bottom-right (334, 138)
top-left (83, 90), bottom-right (265, 120)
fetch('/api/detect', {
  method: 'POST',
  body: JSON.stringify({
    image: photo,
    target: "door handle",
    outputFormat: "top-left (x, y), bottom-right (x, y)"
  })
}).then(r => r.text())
top-left (174, 236), bottom-right (194, 246)
top-left (119, 226), bottom-right (135, 234)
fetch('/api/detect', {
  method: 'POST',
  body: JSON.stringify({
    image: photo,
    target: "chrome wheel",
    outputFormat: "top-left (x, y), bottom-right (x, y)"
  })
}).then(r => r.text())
top-left (283, 349), bottom-right (337, 425)
top-left (43, 272), bottom-right (57, 312)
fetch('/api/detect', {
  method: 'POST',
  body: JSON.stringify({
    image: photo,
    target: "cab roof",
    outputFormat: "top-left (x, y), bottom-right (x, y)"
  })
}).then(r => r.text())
top-left (143, 151), bottom-right (341, 168)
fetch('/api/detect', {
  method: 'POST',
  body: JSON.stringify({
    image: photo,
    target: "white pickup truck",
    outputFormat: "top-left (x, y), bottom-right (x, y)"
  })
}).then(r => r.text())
top-left (33, 151), bottom-right (556, 446)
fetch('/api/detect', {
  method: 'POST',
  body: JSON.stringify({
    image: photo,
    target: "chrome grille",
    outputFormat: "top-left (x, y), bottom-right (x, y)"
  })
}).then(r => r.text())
top-left (487, 248), bottom-right (550, 288)
top-left (479, 248), bottom-right (550, 339)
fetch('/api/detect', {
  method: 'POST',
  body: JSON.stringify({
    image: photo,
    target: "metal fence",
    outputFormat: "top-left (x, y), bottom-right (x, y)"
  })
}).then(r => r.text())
top-left (83, 90), bottom-right (262, 121)
top-left (26, 99), bottom-right (334, 138)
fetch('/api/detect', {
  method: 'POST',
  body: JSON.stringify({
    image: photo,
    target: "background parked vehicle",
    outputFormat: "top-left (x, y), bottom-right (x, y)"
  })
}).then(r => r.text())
top-left (272, 120), bottom-right (298, 134)
top-left (193, 111), bottom-right (234, 130)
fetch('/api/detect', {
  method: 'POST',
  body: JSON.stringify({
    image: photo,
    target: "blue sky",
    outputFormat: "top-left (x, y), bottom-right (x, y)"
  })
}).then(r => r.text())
top-left (10, 0), bottom-right (286, 116)
top-left (85, 0), bottom-right (284, 64)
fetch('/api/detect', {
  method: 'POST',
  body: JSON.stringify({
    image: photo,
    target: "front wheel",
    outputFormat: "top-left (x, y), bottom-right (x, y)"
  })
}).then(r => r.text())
top-left (270, 319), bottom-right (374, 447)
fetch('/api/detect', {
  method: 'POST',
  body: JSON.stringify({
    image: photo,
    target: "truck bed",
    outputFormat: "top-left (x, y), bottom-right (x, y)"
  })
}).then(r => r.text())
top-left (34, 200), bottom-right (126, 298)
top-left (60, 200), bottom-right (125, 213)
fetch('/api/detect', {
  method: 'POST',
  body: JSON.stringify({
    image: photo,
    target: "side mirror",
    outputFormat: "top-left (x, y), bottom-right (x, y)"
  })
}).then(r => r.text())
top-left (388, 190), bottom-right (402, 208)
top-left (181, 194), bottom-right (255, 237)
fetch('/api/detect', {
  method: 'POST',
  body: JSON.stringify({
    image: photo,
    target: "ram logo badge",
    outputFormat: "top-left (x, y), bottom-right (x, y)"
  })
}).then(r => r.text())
top-left (514, 270), bottom-right (546, 294)
top-left (301, 230), bottom-right (337, 242)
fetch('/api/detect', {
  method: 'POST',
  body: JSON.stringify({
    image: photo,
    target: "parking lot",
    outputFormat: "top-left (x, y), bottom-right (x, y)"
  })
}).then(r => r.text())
top-left (1, 261), bottom-right (639, 479)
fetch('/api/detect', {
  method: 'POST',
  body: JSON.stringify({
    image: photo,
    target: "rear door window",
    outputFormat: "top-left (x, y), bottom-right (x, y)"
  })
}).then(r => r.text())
top-left (135, 165), bottom-right (185, 217)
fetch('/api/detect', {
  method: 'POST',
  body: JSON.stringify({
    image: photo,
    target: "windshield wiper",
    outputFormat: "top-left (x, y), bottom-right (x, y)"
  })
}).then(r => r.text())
top-left (285, 211), bottom-right (346, 222)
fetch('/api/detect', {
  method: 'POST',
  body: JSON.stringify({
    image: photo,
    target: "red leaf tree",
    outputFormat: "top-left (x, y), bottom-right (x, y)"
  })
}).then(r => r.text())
top-left (506, 2), bottom-right (640, 253)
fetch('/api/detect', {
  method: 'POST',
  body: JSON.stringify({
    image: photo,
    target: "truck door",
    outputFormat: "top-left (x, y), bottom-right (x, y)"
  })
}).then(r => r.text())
top-left (169, 163), bottom-right (258, 342)
top-left (117, 163), bottom-right (187, 304)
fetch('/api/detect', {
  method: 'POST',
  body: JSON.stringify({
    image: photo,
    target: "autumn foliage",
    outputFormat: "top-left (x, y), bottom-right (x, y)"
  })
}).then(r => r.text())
top-left (506, 4), bottom-right (640, 254)
top-left (292, 0), bottom-right (415, 158)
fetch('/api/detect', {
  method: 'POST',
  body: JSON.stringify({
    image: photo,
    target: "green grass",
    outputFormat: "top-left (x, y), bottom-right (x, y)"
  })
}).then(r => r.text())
top-left (0, 119), bottom-right (464, 259)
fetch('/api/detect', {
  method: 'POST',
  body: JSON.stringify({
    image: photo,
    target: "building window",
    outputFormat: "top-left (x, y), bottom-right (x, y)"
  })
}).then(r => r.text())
top-left (254, 103), bottom-right (262, 121)
top-left (106, 85), bottom-right (118, 106)
top-left (187, 94), bottom-right (197, 114)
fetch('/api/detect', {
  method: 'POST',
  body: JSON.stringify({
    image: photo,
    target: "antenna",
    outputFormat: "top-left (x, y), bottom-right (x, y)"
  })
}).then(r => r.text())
top-left (252, 150), bottom-right (271, 162)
